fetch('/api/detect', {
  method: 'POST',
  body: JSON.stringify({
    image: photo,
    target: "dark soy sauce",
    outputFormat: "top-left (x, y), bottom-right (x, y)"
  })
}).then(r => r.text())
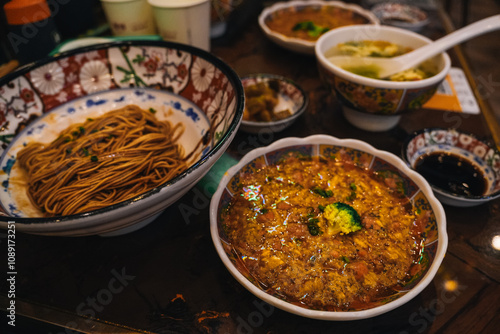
top-left (415, 152), bottom-right (487, 197)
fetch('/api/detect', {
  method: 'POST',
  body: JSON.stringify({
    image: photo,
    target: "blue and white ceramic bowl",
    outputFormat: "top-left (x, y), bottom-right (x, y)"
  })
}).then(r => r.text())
top-left (402, 128), bottom-right (500, 207)
top-left (0, 40), bottom-right (244, 236)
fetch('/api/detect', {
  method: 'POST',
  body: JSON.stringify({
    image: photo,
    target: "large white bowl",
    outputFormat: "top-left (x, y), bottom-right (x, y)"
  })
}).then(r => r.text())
top-left (0, 40), bottom-right (244, 236)
top-left (258, 1), bottom-right (379, 55)
top-left (315, 24), bottom-right (451, 131)
top-left (210, 134), bottom-right (448, 320)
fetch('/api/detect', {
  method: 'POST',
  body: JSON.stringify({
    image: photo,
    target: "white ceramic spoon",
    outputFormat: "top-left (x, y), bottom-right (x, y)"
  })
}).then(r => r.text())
top-left (327, 14), bottom-right (500, 79)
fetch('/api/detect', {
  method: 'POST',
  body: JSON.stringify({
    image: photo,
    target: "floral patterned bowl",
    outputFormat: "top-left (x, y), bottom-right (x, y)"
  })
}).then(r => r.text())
top-left (315, 25), bottom-right (451, 131)
top-left (240, 74), bottom-right (308, 134)
top-left (0, 40), bottom-right (244, 236)
top-left (210, 134), bottom-right (447, 320)
top-left (402, 128), bottom-right (500, 207)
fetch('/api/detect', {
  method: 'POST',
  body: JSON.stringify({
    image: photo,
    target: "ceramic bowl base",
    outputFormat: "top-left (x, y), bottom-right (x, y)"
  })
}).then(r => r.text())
top-left (342, 106), bottom-right (401, 132)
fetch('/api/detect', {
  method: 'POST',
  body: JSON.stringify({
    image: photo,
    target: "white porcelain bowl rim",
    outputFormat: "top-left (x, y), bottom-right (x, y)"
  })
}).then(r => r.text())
top-left (315, 24), bottom-right (452, 89)
top-left (210, 134), bottom-right (448, 320)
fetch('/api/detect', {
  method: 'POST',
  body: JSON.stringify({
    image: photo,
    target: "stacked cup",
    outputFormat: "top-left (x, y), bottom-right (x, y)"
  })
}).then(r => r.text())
top-left (100, 0), bottom-right (157, 36)
top-left (148, 0), bottom-right (211, 51)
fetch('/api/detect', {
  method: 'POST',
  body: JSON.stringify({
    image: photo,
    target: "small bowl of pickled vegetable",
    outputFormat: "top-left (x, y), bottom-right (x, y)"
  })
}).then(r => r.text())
top-left (402, 128), bottom-right (500, 207)
top-left (240, 74), bottom-right (308, 134)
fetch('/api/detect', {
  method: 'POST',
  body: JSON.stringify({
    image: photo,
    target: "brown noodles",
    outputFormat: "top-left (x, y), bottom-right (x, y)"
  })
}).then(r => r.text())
top-left (17, 105), bottom-right (187, 217)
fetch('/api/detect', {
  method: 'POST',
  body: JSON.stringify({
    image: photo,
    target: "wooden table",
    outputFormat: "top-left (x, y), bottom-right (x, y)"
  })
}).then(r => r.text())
top-left (1, 2), bottom-right (499, 333)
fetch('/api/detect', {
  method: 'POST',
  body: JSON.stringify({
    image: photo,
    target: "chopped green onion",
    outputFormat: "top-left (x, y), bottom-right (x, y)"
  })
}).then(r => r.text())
top-left (292, 21), bottom-right (329, 37)
top-left (307, 216), bottom-right (322, 236)
top-left (312, 187), bottom-right (333, 198)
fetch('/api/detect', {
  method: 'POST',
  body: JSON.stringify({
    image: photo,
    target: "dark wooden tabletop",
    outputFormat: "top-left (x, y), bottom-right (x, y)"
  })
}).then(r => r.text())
top-left (1, 2), bottom-right (499, 333)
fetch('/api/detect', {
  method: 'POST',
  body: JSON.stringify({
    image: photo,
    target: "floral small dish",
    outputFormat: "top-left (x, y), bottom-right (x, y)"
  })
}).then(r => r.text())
top-left (371, 3), bottom-right (430, 32)
top-left (240, 74), bottom-right (308, 134)
top-left (210, 134), bottom-right (447, 320)
top-left (402, 128), bottom-right (500, 207)
top-left (0, 40), bottom-right (244, 236)
top-left (315, 24), bottom-right (451, 131)
top-left (258, 1), bottom-right (379, 55)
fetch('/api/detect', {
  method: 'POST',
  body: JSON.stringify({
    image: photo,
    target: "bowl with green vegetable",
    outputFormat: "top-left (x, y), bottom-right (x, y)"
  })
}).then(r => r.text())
top-left (258, 0), bottom-right (379, 55)
top-left (210, 134), bottom-right (447, 320)
top-left (315, 24), bottom-right (451, 131)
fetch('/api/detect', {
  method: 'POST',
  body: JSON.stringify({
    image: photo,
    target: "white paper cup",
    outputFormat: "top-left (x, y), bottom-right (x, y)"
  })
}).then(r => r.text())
top-left (100, 0), bottom-right (156, 36)
top-left (148, 0), bottom-right (210, 51)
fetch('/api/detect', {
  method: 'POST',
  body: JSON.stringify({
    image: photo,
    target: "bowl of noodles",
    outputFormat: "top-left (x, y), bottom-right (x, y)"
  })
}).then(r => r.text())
top-left (0, 40), bottom-right (244, 236)
top-left (210, 134), bottom-right (447, 320)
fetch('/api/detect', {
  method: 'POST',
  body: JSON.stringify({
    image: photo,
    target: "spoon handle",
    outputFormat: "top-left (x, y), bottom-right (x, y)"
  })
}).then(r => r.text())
top-left (397, 14), bottom-right (500, 70)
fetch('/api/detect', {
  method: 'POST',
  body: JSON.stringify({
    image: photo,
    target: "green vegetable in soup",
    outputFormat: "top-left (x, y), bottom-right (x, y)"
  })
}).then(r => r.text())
top-left (323, 202), bottom-right (362, 235)
top-left (331, 40), bottom-right (438, 81)
top-left (343, 64), bottom-right (381, 79)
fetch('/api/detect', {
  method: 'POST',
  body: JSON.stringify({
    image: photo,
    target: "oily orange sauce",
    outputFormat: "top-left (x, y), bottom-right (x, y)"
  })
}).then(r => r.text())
top-left (266, 6), bottom-right (371, 41)
top-left (221, 155), bottom-right (426, 311)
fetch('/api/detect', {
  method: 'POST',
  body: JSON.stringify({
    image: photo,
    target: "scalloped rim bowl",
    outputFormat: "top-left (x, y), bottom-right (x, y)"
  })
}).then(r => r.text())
top-left (210, 134), bottom-right (448, 320)
top-left (258, 0), bottom-right (380, 55)
top-left (0, 40), bottom-right (244, 236)
top-left (402, 128), bottom-right (500, 207)
top-left (240, 73), bottom-right (308, 134)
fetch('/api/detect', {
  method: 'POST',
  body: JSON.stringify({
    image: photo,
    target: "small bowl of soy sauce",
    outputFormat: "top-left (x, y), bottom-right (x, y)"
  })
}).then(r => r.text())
top-left (402, 128), bottom-right (500, 207)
